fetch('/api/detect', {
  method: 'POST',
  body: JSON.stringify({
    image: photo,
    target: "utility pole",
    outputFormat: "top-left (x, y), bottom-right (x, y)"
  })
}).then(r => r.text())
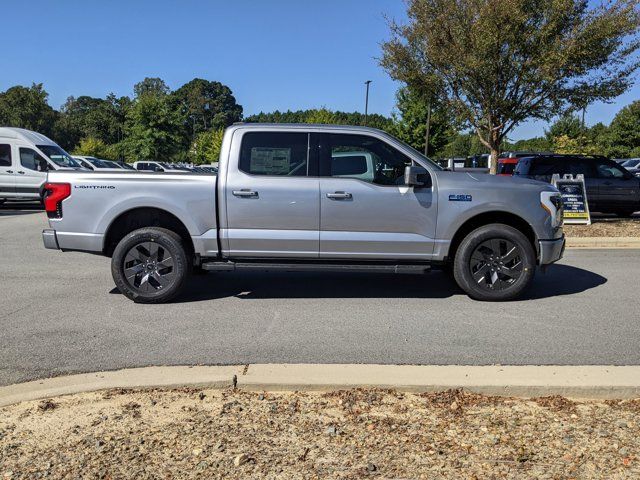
top-left (364, 80), bottom-right (372, 125)
top-left (424, 100), bottom-right (432, 157)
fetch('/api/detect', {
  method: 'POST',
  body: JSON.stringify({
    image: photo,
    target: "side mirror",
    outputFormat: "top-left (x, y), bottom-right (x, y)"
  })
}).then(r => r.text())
top-left (404, 165), bottom-right (429, 187)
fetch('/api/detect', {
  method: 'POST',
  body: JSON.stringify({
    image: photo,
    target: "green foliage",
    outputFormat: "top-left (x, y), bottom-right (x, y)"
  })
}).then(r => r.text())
top-left (381, 0), bottom-right (640, 171)
top-left (72, 137), bottom-right (114, 159)
top-left (0, 83), bottom-right (58, 137)
top-left (244, 108), bottom-right (394, 133)
top-left (512, 137), bottom-right (553, 152)
top-left (122, 89), bottom-right (183, 161)
top-left (605, 100), bottom-right (640, 158)
top-left (391, 87), bottom-right (452, 156)
top-left (171, 78), bottom-right (243, 146)
top-left (552, 134), bottom-right (601, 155)
top-left (545, 115), bottom-right (584, 140)
top-left (134, 78), bottom-right (170, 98)
top-left (190, 129), bottom-right (225, 165)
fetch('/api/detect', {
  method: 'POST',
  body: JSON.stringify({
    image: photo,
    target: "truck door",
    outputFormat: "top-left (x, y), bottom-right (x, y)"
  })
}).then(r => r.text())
top-left (0, 143), bottom-right (15, 198)
top-left (593, 158), bottom-right (639, 210)
top-left (223, 131), bottom-right (320, 258)
top-left (318, 133), bottom-right (437, 260)
top-left (15, 147), bottom-right (47, 199)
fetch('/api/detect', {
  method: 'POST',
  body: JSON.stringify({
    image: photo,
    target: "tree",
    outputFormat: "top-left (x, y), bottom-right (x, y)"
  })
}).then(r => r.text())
top-left (133, 77), bottom-right (170, 98)
top-left (123, 87), bottom-right (182, 161)
top-left (171, 79), bottom-right (243, 143)
top-left (190, 129), bottom-right (225, 164)
top-left (244, 109), bottom-right (394, 133)
top-left (0, 84), bottom-right (57, 136)
top-left (72, 137), bottom-right (114, 159)
top-left (55, 94), bottom-right (131, 151)
top-left (391, 87), bottom-right (452, 156)
top-left (605, 100), bottom-right (640, 157)
top-left (381, 0), bottom-right (640, 173)
top-left (545, 114), bottom-right (584, 141)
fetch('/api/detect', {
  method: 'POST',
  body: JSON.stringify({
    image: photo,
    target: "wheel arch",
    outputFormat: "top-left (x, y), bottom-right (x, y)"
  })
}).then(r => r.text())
top-left (103, 207), bottom-right (194, 257)
top-left (446, 211), bottom-right (537, 262)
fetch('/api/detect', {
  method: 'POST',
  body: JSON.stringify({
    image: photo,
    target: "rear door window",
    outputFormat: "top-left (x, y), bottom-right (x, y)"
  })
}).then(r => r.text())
top-left (0, 144), bottom-right (11, 167)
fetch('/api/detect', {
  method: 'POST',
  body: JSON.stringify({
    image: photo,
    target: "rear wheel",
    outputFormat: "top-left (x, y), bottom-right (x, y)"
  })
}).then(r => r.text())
top-left (615, 210), bottom-right (637, 218)
top-left (111, 227), bottom-right (190, 303)
top-left (453, 224), bottom-right (536, 301)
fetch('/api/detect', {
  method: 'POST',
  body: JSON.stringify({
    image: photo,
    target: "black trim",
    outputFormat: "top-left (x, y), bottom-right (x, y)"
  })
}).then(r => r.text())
top-left (15, 186), bottom-right (40, 194)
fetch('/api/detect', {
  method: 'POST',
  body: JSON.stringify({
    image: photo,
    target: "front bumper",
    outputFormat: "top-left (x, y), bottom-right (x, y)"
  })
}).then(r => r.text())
top-left (42, 229), bottom-right (59, 250)
top-left (538, 236), bottom-right (565, 265)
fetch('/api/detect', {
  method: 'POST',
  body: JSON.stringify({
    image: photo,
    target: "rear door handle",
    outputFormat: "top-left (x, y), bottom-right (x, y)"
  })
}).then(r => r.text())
top-left (326, 191), bottom-right (352, 199)
top-left (232, 189), bottom-right (258, 197)
top-left (17, 171), bottom-right (25, 174)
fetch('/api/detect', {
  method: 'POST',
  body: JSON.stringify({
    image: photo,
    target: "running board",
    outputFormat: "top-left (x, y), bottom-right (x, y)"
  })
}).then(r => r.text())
top-left (200, 261), bottom-right (431, 274)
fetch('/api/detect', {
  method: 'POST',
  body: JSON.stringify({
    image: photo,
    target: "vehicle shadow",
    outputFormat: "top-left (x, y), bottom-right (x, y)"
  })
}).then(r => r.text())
top-left (110, 262), bottom-right (604, 303)
top-left (0, 203), bottom-right (44, 216)
top-left (521, 264), bottom-right (607, 300)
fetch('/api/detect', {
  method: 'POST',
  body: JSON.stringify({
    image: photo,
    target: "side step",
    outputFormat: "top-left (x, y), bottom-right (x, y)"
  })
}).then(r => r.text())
top-left (201, 261), bottom-right (431, 274)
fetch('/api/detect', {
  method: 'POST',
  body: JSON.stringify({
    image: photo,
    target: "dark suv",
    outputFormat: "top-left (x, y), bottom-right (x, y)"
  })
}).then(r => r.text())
top-left (513, 154), bottom-right (640, 217)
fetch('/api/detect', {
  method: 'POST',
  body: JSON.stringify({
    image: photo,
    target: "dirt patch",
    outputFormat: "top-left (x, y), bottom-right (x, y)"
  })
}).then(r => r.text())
top-left (1, 388), bottom-right (639, 479)
top-left (564, 216), bottom-right (640, 237)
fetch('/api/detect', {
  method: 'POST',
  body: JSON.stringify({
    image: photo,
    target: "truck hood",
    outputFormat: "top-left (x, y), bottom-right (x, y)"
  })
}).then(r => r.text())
top-left (436, 171), bottom-right (557, 192)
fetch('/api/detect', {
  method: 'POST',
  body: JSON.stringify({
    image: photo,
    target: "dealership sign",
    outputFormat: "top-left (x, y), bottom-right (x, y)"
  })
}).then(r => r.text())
top-left (551, 174), bottom-right (591, 225)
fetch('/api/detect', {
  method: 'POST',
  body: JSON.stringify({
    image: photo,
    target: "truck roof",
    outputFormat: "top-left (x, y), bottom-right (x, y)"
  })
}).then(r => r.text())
top-left (0, 127), bottom-right (58, 146)
top-left (229, 123), bottom-right (388, 135)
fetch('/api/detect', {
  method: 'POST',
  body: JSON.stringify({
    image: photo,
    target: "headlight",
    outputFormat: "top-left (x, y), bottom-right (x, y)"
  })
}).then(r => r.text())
top-left (540, 191), bottom-right (563, 228)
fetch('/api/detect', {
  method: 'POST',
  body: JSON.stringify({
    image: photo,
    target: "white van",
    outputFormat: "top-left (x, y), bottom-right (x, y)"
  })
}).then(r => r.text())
top-left (0, 127), bottom-right (82, 203)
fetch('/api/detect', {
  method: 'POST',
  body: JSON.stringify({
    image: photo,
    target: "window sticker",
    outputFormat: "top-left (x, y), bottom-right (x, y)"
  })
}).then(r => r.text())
top-left (250, 147), bottom-right (291, 174)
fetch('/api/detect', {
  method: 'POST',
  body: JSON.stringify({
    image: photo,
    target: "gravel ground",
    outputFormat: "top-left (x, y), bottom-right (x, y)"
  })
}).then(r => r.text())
top-left (1, 388), bottom-right (638, 479)
top-left (564, 217), bottom-right (640, 237)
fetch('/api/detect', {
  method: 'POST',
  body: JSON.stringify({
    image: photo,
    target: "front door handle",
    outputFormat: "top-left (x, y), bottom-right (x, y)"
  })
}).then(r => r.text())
top-left (232, 189), bottom-right (258, 197)
top-left (7, 170), bottom-right (13, 173)
top-left (326, 191), bottom-right (352, 199)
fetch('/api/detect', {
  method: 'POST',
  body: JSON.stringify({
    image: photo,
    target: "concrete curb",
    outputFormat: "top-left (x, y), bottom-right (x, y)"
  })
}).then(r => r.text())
top-left (565, 236), bottom-right (640, 248)
top-left (2, 364), bottom-right (640, 407)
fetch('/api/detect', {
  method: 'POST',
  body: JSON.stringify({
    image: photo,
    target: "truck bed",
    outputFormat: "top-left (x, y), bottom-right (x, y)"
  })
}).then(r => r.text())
top-left (44, 171), bottom-right (219, 256)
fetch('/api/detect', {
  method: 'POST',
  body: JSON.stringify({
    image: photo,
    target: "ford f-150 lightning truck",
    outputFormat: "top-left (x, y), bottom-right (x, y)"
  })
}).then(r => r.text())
top-left (42, 124), bottom-right (565, 303)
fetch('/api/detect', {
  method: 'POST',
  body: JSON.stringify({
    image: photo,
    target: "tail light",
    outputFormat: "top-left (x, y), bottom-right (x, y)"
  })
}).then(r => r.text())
top-left (43, 182), bottom-right (71, 219)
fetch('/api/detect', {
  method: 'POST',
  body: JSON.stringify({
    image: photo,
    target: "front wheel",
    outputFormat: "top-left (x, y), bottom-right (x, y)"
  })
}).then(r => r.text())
top-left (453, 224), bottom-right (536, 301)
top-left (111, 227), bottom-right (190, 303)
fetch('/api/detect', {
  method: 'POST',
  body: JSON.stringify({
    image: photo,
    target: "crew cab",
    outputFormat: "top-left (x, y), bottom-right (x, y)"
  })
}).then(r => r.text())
top-left (42, 124), bottom-right (565, 303)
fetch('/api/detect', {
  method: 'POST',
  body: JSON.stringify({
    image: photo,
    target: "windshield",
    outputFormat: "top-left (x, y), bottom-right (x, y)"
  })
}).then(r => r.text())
top-left (37, 145), bottom-right (82, 168)
top-left (622, 159), bottom-right (640, 168)
top-left (395, 140), bottom-right (443, 171)
top-left (88, 158), bottom-right (116, 169)
top-left (103, 160), bottom-right (123, 168)
top-left (119, 162), bottom-right (135, 170)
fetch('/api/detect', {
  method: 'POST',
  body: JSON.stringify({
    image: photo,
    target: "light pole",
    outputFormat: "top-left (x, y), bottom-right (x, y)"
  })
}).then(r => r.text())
top-left (364, 80), bottom-right (372, 125)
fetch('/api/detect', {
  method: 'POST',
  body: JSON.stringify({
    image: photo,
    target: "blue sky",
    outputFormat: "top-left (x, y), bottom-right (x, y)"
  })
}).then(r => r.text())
top-left (1, 0), bottom-right (637, 140)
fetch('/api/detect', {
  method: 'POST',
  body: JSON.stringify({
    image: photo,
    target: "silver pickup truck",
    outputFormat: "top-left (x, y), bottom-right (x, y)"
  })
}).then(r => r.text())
top-left (42, 124), bottom-right (565, 303)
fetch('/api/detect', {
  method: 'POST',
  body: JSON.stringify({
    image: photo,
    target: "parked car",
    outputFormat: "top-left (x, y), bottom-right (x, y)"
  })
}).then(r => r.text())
top-left (42, 124), bottom-right (564, 303)
top-left (133, 161), bottom-right (191, 173)
top-left (73, 156), bottom-right (124, 172)
top-left (0, 127), bottom-right (83, 203)
top-left (496, 152), bottom-right (551, 176)
top-left (513, 154), bottom-right (640, 216)
top-left (114, 161), bottom-right (135, 170)
top-left (620, 158), bottom-right (640, 175)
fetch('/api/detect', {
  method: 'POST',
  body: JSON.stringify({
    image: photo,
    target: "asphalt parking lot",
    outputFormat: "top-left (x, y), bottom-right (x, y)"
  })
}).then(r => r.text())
top-left (1, 204), bottom-right (640, 386)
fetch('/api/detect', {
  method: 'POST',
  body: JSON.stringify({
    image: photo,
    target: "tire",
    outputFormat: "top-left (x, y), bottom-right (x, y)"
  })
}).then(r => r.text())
top-left (453, 224), bottom-right (536, 301)
top-left (111, 227), bottom-right (190, 303)
top-left (615, 210), bottom-right (637, 218)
